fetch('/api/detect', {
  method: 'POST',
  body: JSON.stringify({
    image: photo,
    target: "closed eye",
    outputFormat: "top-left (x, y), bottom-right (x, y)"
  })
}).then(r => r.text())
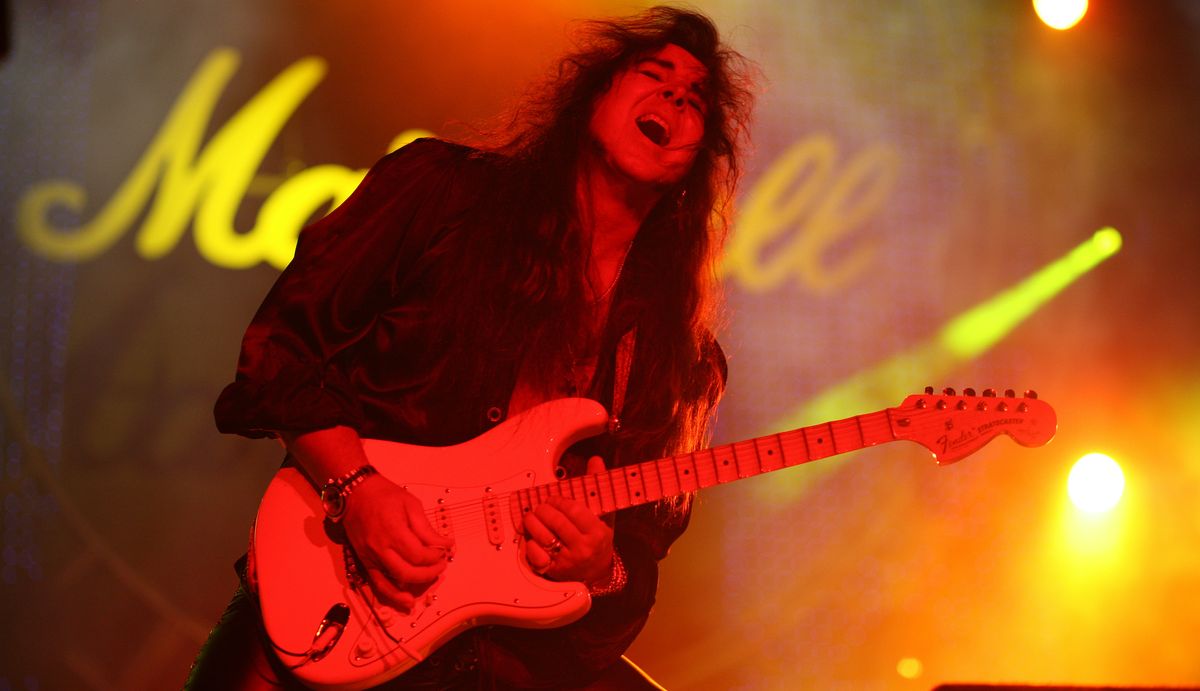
top-left (639, 69), bottom-right (664, 81)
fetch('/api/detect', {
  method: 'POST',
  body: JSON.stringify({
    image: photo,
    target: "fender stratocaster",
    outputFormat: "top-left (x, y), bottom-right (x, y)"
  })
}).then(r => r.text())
top-left (252, 389), bottom-right (1056, 690)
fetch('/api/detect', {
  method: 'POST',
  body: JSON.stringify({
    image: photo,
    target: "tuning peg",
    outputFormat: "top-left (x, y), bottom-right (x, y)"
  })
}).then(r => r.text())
top-left (943, 387), bottom-right (956, 396)
top-left (925, 386), bottom-right (934, 395)
top-left (1024, 389), bottom-right (1038, 399)
top-left (964, 387), bottom-right (976, 397)
top-left (936, 399), bottom-right (948, 410)
top-left (956, 400), bottom-right (968, 410)
top-left (997, 401), bottom-right (1009, 412)
top-left (1004, 389), bottom-right (1016, 398)
top-left (983, 388), bottom-right (996, 397)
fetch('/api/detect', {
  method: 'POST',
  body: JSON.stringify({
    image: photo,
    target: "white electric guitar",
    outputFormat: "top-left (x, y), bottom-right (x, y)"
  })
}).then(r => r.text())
top-left (251, 388), bottom-right (1056, 690)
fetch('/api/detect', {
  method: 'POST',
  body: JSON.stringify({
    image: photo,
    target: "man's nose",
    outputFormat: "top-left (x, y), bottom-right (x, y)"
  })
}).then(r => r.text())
top-left (661, 87), bottom-right (686, 109)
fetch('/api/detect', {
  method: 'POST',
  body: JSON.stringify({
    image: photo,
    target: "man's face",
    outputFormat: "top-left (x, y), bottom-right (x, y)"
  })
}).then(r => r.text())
top-left (588, 43), bottom-right (709, 187)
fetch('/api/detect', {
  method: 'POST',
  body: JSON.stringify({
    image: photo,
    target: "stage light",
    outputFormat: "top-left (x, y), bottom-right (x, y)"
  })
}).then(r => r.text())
top-left (896, 657), bottom-right (923, 680)
top-left (1033, 0), bottom-right (1088, 31)
top-left (1067, 453), bottom-right (1125, 513)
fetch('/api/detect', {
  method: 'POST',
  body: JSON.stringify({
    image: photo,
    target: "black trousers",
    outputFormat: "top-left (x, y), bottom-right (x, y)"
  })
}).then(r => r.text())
top-left (185, 586), bottom-right (665, 690)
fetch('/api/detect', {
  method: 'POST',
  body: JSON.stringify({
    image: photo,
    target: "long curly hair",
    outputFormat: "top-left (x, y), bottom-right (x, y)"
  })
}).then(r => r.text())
top-left (444, 7), bottom-right (756, 469)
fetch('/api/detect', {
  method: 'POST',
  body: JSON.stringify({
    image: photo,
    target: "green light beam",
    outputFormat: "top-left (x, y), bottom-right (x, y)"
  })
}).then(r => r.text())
top-left (753, 227), bottom-right (1123, 503)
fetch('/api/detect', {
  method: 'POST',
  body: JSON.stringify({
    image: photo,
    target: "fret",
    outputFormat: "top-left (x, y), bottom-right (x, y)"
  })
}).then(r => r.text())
top-left (583, 473), bottom-right (608, 514)
top-left (649, 457), bottom-right (668, 501)
top-left (623, 465), bottom-right (647, 506)
top-left (829, 418), bottom-right (862, 454)
top-left (859, 410), bottom-right (896, 447)
top-left (609, 467), bottom-right (631, 508)
top-left (729, 441), bottom-right (750, 480)
top-left (640, 461), bottom-right (664, 503)
top-left (738, 440), bottom-right (760, 477)
top-left (671, 453), bottom-right (697, 493)
top-left (794, 427), bottom-right (811, 465)
top-left (713, 445), bottom-right (738, 484)
top-left (564, 476), bottom-right (582, 501)
top-left (754, 433), bottom-right (784, 473)
top-left (601, 469), bottom-right (622, 510)
top-left (802, 423), bottom-right (835, 461)
top-left (698, 450), bottom-right (713, 488)
top-left (747, 437), bottom-right (764, 476)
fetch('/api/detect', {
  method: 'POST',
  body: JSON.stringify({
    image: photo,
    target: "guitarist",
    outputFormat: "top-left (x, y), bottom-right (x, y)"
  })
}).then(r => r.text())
top-left (188, 6), bottom-right (755, 689)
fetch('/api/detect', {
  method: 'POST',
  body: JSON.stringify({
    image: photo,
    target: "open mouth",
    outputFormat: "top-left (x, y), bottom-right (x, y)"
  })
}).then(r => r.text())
top-left (635, 114), bottom-right (671, 147)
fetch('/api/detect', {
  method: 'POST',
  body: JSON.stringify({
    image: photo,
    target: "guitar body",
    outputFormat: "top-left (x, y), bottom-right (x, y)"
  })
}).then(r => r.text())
top-left (252, 398), bottom-right (612, 691)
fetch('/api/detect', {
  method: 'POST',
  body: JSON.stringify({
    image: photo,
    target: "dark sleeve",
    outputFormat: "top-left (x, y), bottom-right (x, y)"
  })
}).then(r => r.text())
top-left (488, 337), bottom-right (724, 683)
top-left (213, 139), bottom-right (469, 438)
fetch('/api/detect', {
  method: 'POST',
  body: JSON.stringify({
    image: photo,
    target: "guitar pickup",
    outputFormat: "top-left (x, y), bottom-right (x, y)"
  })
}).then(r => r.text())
top-left (482, 495), bottom-right (504, 546)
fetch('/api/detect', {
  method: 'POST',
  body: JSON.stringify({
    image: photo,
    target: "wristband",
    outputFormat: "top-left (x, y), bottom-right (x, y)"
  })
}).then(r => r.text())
top-left (319, 465), bottom-right (378, 523)
top-left (587, 549), bottom-right (628, 597)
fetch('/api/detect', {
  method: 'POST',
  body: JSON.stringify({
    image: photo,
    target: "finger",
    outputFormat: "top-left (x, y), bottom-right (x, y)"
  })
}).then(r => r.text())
top-left (403, 498), bottom-right (455, 550)
top-left (523, 510), bottom-right (557, 546)
top-left (388, 527), bottom-right (451, 567)
top-left (586, 455), bottom-right (607, 475)
top-left (551, 496), bottom-right (606, 534)
top-left (377, 549), bottom-right (447, 586)
top-left (535, 499), bottom-right (585, 542)
top-left (364, 566), bottom-right (416, 611)
top-left (524, 541), bottom-right (554, 574)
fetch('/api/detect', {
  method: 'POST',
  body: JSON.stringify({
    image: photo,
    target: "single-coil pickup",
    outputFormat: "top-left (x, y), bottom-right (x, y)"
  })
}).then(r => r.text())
top-left (482, 495), bottom-right (505, 546)
top-left (432, 503), bottom-right (453, 539)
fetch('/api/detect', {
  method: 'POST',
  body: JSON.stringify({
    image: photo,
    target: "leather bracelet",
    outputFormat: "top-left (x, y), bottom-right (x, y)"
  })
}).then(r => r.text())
top-left (319, 465), bottom-right (378, 523)
top-left (587, 549), bottom-right (627, 597)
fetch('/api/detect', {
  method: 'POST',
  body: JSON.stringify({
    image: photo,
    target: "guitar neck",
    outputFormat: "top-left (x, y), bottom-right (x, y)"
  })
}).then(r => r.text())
top-left (513, 409), bottom-right (897, 515)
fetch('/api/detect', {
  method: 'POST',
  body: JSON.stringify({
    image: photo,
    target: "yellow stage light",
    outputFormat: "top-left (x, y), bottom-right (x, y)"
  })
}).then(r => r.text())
top-left (896, 657), bottom-right (923, 680)
top-left (1033, 0), bottom-right (1088, 31)
top-left (1067, 453), bottom-right (1125, 513)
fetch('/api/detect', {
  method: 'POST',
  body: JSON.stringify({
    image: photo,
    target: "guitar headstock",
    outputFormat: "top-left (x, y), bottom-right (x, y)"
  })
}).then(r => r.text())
top-left (889, 387), bottom-right (1057, 465)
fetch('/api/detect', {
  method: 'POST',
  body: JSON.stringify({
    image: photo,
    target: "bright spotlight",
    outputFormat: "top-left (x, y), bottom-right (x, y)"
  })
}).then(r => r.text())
top-left (1067, 453), bottom-right (1125, 513)
top-left (1033, 0), bottom-right (1088, 30)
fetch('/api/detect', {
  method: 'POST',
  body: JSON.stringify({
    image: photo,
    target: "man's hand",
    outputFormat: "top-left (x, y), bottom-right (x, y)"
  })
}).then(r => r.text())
top-left (281, 426), bottom-right (454, 612)
top-left (340, 474), bottom-right (454, 611)
top-left (523, 456), bottom-right (614, 585)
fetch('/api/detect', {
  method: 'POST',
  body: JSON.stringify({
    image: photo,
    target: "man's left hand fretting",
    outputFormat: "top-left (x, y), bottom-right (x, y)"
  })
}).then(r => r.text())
top-left (523, 456), bottom-right (614, 585)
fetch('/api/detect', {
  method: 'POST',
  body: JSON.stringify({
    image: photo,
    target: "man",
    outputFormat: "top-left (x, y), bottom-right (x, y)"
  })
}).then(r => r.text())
top-left (188, 6), bottom-right (753, 689)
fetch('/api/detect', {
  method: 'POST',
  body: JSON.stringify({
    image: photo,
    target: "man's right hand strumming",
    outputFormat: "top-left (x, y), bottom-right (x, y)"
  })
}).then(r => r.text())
top-left (340, 474), bottom-right (454, 611)
top-left (281, 426), bottom-right (454, 611)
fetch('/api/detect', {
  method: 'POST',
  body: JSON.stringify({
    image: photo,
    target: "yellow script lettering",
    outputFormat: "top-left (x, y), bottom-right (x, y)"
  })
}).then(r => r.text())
top-left (724, 134), bottom-right (898, 294)
top-left (18, 48), bottom-right (327, 268)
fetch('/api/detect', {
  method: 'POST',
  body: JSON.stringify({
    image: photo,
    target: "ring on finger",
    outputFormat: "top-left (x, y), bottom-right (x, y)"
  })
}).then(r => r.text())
top-left (545, 537), bottom-right (563, 555)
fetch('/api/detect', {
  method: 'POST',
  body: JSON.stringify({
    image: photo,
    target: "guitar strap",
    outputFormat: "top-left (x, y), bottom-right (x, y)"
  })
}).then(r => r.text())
top-left (608, 326), bottom-right (636, 434)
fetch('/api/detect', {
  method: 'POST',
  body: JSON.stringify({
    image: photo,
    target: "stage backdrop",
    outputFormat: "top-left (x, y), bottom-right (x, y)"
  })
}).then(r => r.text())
top-left (3, 1), bottom-right (1199, 689)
